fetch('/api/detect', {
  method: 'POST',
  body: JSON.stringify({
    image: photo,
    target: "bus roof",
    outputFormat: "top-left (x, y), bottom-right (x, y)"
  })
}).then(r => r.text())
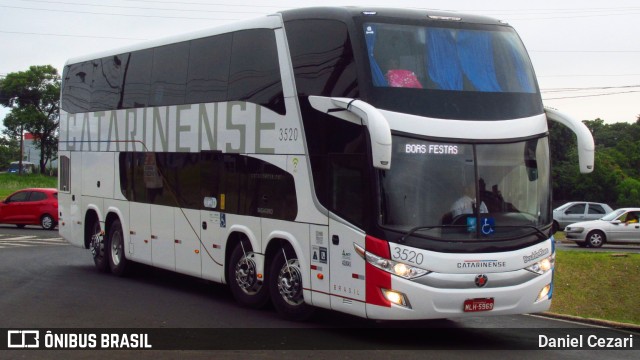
top-left (280, 6), bottom-right (504, 25)
top-left (63, 6), bottom-right (505, 67)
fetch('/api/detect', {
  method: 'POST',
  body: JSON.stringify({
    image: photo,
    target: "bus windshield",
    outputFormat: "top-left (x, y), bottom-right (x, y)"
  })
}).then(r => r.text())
top-left (379, 136), bottom-right (551, 245)
top-left (361, 21), bottom-right (542, 120)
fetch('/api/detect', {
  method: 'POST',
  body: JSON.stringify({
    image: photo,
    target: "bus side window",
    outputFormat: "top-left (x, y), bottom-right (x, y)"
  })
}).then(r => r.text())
top-left (62, 62), bottom-right (94, 113)
top-left (186, 34), bottom-right (232, 104)
top-left (122, 49), bottom-right (153, 109)
top-left (228, 29), bottom-right (285, 115)
top-left (150, 42), bottom-right (190, 106)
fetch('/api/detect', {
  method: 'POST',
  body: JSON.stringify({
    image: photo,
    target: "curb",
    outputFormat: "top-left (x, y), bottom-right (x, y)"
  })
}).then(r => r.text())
top-left (539, 312), bottom-right (640, 331)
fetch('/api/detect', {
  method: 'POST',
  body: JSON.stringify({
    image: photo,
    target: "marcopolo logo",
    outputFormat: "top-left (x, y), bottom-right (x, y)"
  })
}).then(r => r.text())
top-left (523, 248), bottom-right (550, 263)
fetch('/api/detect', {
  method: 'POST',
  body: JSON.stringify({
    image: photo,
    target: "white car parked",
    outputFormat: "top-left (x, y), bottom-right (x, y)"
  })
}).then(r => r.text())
top-left (552, 201), bottom-right (613, 233)
top-left (564, 208), bottom-right (640, 248)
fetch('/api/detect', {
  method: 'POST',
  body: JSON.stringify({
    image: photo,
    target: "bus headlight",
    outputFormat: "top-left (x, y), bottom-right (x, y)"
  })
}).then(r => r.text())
top-left (536, 283), bottom-right (552, 302)
top-left (381, 289), bottom-right (411, 308)
top-left (525, 254), bottom-right (555, 275)
top-left (354, 244), bottom-right (429, 280)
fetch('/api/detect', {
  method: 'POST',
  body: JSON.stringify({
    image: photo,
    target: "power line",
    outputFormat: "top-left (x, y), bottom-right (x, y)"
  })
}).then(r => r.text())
top-left (538, 74), bottom-right (640, 78)
top-left (0, 30), bottom-right (146, 41)
top-left (541, 85), bottom-right (640, 93)
top-left (531, 50), bottom-right (640, 53)
top-left (123, 0), bottom-right (282, 8)
top-left (0, 5), bottom-right (247, 20)
top-left (15, 0), bottom-right (268, 15)
top-left (543, 90), bottom-right (640, 100)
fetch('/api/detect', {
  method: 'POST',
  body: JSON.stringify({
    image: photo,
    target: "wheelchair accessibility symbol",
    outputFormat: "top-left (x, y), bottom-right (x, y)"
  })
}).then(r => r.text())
top-left (466, 217), bottom-right (495, 235)
top-left (481, 218), bottom-right (495, 235)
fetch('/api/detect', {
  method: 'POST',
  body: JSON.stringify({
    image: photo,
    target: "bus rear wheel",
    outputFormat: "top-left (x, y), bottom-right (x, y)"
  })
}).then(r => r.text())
top-left (227, 240), bottom-right (269, 308)
top-left (269, 247), bottom-right (314, 321)
top-left (107, 219), bottom-right (129, 276)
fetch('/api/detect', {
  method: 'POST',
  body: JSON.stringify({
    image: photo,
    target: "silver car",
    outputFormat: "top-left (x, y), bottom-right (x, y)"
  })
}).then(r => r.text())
top-left (552, 201), bottom-right (613, 233)
top-left (564, 208), bottom-right (640, 247)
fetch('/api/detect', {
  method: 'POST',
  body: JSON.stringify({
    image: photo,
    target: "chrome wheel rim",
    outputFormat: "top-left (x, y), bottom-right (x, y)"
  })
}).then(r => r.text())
top-left (277, 259), bottom-right (304, 306)
top-left (41, 216), bottom-right (52, 229)
top-left (90, 223), bottom-right (103, 258)
top-left (110, 228), bottom-right (123, 266)
top-left (589, 233), bottom-right (603, 247)
top-left (235, 254), bottom-right (262, 295)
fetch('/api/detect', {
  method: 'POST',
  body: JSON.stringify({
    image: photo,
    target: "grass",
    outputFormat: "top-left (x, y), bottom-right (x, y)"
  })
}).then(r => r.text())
top-left (550, 250), bottom-right (640, 325)
top-left (0, 173), bottom-right (58, 200)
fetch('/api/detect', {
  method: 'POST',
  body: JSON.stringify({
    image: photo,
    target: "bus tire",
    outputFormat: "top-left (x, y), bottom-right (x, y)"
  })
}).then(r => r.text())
top-left (89, 216), bottom-right (109, 272)
top-left (107, 219), bottom-right (129, 276)
top-left (269, 247), bottom-right (314, 321)
top-left (227, 240), bottom-right (269, 308)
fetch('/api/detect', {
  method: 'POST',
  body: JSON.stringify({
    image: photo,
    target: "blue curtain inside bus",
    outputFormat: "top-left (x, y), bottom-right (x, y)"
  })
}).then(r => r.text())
top-left (365, 23), bottom-right (536, 94)
top-left (505, 36), bottom-right (535, 93)
top-left (364, 24), bottom-right (388, 87)
top-left (426, 28), bottom-right (463, 90)
top-left (456, 30), bottom-right (502, 92)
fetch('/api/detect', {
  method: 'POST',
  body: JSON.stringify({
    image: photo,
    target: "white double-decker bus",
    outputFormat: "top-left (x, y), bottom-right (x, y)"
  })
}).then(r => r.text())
top-left (58, 7), bottom-right (594, 320)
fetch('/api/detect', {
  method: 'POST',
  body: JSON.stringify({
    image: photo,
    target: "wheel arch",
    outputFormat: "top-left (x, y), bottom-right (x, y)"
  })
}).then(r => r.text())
top-left (223, 230), bottom-right (258, 285)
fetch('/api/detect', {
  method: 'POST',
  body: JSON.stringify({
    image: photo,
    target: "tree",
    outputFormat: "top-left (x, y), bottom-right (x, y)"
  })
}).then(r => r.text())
top-left (0, 136), bottom-right (19, 170)
top-left (0, 65), bottom-right (60, 173)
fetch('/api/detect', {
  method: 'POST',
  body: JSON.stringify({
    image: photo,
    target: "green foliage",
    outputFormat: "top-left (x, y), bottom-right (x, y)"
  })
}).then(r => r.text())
top-left (550, 116), bottom-right (640, 208)
top-left (0, 65), bottom-right (61, 173)
top-left (0, 137), bottom-right (19, 170)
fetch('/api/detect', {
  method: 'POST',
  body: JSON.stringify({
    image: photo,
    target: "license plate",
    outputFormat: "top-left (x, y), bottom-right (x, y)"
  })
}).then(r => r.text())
top-left (463, 298), bottom-right (494, 312)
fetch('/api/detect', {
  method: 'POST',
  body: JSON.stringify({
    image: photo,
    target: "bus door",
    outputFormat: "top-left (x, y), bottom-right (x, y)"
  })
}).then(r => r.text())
top-left (329, 218), bottom-right (367, 318)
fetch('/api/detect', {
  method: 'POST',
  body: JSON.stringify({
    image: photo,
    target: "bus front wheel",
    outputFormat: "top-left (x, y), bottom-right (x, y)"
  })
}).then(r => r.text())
top-left (269, 247), bottom-right (314, 321)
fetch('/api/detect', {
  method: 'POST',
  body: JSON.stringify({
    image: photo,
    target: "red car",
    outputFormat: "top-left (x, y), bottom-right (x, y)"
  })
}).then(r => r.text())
top-left (0, 188), bottom-right (58, 230)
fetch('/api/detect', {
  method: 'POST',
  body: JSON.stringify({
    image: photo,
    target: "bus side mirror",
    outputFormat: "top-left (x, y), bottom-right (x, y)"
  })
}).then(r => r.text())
top-left (309, 96), bottom-right (392, 170)
top-left (545, 107), bottom-right (595, 174)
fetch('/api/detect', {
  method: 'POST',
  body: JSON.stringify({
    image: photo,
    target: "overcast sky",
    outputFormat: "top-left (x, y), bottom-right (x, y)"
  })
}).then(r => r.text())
top-left (1, 0), bottom-right (638, 124)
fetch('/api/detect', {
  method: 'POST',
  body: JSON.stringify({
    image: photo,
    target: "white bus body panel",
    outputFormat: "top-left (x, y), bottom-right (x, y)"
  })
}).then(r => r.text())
top-left (128, 202), bottom-right (152, 265)
top-left (200, 210), bottom-right (226, 283)
top-left (81, 152), bottom-right (115, 199)
top-left (308, 224), bottom-right (330, 308)
top-left (329, 218), bottom-right (367, 318)
top-left (174, 208), bottom-right (202, 278)
top-left (382, 110), bottom-right (548, 140)
top-left (150, 205), bottom-right (175, 271)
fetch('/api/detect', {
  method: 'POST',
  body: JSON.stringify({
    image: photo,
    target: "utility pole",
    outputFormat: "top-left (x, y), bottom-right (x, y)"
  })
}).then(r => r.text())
top-left (19, 124), bottom-right (23, 175)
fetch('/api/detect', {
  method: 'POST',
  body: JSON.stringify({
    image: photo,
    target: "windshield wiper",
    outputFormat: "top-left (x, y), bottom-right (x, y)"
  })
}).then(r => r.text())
top-left (397, 224), bottom-right (549, 244)
top-left (398, 225), bottom-right (445, 243)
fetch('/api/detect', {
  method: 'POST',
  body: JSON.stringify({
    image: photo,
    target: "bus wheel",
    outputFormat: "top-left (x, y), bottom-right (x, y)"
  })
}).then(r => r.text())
top-left (89, 217), bottom-right (109, 272)
top-left (107, 219), bottom-right (128, 276)
top-left (228, 240), bottom-right (269, 308)
top-left (269, 247), bottom-right (314, 321)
